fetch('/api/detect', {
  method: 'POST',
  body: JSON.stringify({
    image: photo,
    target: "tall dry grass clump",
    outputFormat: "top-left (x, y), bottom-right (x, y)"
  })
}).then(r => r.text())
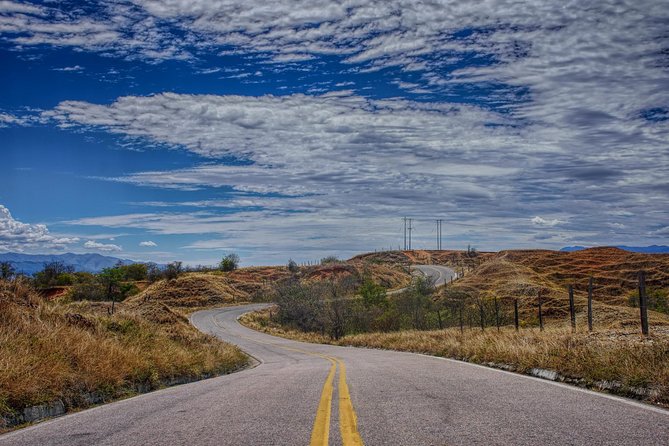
top-left (0, 279), bottom-right (247, 422)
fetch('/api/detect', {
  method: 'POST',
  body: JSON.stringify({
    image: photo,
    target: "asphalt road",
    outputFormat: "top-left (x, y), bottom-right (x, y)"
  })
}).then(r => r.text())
top-left (2, 266), bottom-right (668, 445)
top-left (412, 264), bottom-right (456, 286)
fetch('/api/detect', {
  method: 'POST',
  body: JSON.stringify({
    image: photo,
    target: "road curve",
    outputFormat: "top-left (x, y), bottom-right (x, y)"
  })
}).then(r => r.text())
top-left (412, 264), bottom-right (456, 286)
top-left (2, 303), bottom-right (667, 445)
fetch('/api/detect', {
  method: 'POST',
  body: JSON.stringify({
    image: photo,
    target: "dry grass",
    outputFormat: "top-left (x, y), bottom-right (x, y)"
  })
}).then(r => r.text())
top-left (0, 279), bottom-right (247, 422)
top-left (240, 308), bottom-right (669, 405)
top-left (443, 251), bottom-right (669, 329)
top-left (340, 326), bottom-right (669, 404)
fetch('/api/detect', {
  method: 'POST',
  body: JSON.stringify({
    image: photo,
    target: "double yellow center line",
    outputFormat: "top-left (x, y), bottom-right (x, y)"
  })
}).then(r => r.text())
top-left (310, 353), bottom-right (364, 446)
top-left (213, 315), bottom-right (364, 445)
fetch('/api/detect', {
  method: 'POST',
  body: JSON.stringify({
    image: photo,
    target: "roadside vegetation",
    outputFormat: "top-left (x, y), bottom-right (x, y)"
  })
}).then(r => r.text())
top-left (0, 253), bottom-right (412, 429)
top-left (241, 248), bottom-right (669, 406)
top-left (0, 276), bottom-right (247, 428)
top-left (0, 254), bottom-right (257, 429)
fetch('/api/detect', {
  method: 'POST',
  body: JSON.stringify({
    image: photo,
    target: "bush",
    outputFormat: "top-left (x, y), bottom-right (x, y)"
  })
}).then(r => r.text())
top-left (33, 261), bottom-right (75, 288)
top-left (119, 263), bottom-right (148, 281)
top-left (164, 262), bottom-right (183, 281)
top-left (629, 288), bottom-right (669, 314)
top-left (219, 254), bottom-right (240, 272)
top-left (287, 259), bottom-right (299, 273)
top-left (0, 261), bottom-right (15, 280)
top-left (320, 255), bottom-right (339, 265)
top-left (54, 273), bottom-right (76, 286)
top-left (70, 280), bottom-right (106, 301)
top-left (359, 279), bottom-right (387, 308)
top-left (146, 263), bottom-right (162, 283)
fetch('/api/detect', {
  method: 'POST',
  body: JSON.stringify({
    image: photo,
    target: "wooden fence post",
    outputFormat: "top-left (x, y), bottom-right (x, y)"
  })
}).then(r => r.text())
top-left (639, 270), bottom-right (649, 336)
top-left (588, 276), bottom-right (593, 331)
top-left (514, 299), bottom-right (519, 331)
top-left (494, 296), bottom-right (500, 331)
top-left (538, 291), bottom-right (544, 331)
top-left (479, 301), bottom-right (485, 331)
top-left (568, 285), bottom-right (576, 331)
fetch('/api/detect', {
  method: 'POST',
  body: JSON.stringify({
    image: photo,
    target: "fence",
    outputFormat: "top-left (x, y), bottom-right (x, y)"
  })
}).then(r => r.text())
top-left (438, 270), bottom-right (654, 336)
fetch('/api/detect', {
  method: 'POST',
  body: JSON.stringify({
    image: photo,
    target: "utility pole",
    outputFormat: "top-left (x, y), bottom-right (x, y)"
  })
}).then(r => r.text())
top-left (435, 219), bottom-right (443, 250)
top-left (403, 217), bottom-right (407, 250)
top-left (408, 218), bottom-right (413, 250)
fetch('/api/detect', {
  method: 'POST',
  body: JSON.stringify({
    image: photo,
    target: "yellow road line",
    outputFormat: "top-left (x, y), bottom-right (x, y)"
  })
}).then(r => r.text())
top-left (310, 359), bottom-right (336, 446)
top-left (212, 313), bottom-right (365, 445)
top-left (336, 359), bottom-right (364, 446)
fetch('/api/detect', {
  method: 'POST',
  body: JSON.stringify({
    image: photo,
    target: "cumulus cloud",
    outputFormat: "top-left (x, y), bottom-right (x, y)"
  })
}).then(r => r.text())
top-left (84, 240), bottom-right (122, 252)
top-left (139, 240), bottom-right (157, 247)
top-left (0, 205), bottom-right (79, 252)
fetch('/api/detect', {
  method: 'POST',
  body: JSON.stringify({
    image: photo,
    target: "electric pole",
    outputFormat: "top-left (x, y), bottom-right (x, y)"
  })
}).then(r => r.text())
top-left (408, 218), bottom-right (413, 250)
top-left (435, 219), bottom-right (443, 250)
top-left (403, 217), bottom-right (407, 250)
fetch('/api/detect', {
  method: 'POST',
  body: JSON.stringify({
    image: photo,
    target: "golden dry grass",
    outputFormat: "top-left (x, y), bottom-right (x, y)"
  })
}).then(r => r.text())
top-left (0, 279), bottom-right (247, 421)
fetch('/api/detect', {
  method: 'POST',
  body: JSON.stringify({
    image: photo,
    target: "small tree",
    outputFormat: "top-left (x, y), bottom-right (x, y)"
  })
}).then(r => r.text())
top-left (99, 267), bottom-right (124, 314)
top-left (0, 261), bottom-right (15, 280)
top-left (146, 262), bottom-right (162, 283)
top-left (359, 278), bottom-right (387, 308)
top-left (287, 259), bottom-right (299, 273)
top-left (164, 261), bottom-right (183, 281)
top-left (219, 253), bottom-right (240, 272)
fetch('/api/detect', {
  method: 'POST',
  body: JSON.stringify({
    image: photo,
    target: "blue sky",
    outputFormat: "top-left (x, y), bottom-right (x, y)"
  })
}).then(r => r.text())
top-left (1, 0), bottom-right (668, 266)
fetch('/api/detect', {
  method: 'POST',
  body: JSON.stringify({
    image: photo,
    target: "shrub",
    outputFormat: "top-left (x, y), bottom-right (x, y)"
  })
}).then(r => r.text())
top-left (219, 254), bottom-right (240, 272)
top-left (146, 262), bottom-right (163, 283)
top-left (359, 278), bottom-right (387, 308)
top-left (33, 261), bottom-right (75, 288)
top-left (0, 261), bottom-right (15, 280)
top-left (628, 287), bottom-right (669, 314)
top-left (120, 263), bottom-right (148, 281)
top-left (164, 262), bottom-right (183, 281)
top-left (320, 255), bottom-right (339, 265)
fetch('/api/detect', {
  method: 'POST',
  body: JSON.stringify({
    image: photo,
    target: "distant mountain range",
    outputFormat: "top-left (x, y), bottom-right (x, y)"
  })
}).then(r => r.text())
top-left (560, 245), bottom-right (669, 254)
top-left (0, 252), bottom-right (138, 275)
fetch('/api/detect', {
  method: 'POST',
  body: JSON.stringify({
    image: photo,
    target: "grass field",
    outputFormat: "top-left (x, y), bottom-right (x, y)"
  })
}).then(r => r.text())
top-left (0, 278), bottom-right (247, 428)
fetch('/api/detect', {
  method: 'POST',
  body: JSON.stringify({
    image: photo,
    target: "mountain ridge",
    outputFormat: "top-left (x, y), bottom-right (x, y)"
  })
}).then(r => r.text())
top-left (0, 252), bottom-right (138, 275)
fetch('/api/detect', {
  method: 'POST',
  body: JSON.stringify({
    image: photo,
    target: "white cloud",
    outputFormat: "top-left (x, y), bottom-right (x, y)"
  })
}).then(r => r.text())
top-left (84, 240), bottom-right (123, 252)
top-left (52, 65), bottom-right (84, 72)
top-left (531, 216), bottom-right (564, 227)
top-left (0, 112), bottom-right (30, 127)
top-left (0, 204), bottom-right (79, 252)
top-left (139, 240), bottom-right (157, 247)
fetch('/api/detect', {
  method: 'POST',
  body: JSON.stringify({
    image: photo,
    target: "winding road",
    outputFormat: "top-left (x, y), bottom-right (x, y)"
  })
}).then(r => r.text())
top-left (1, 265), bottom-right (667, 445)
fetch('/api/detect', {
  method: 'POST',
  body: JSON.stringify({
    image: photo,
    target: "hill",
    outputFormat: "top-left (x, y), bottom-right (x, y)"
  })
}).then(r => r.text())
top-left (561, 245), bottom-right (669, 254)
top-left (0, 252), bottom-right (138, 275)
